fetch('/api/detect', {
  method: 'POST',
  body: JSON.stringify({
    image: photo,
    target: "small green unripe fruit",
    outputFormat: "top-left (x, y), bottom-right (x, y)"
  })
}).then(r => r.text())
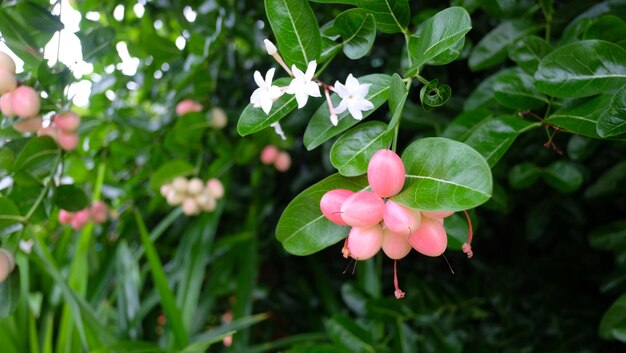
top-left (347, 224), bottom-right (384, 260)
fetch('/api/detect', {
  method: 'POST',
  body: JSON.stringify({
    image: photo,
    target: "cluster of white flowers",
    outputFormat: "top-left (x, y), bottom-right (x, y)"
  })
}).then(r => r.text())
top-left (250, 40), bottom-right (374, 127)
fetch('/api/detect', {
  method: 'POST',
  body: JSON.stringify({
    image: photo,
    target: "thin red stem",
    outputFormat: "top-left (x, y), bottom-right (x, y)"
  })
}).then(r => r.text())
top-left (462, 210), bottom-right (474, 259)
top-left (393, 260), bottom-right (405, 299)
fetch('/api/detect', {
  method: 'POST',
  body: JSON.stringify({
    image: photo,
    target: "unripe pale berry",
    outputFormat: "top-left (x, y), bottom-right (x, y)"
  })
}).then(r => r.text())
top-left (13, 117), bottom-right (42, 133)
top-left (0, 52), bottom-right (16, 73)
top-left (260, 145), bottom-right (279, 165)
top-left (58, 210), bottom-right (74, 224)
top-left (320, 189), bottom-right (354, 226)
top-left (176, 99), bottom-right (202, 116)
top-left (187, 178), bottom-right (204, 195)
top-left (408, 217), bottom-right (448, 257)
top-left (58, 132), bottom-right (79, 151)
top-left (160, 184), bottom-right (171, 197)
top-left (11, 85), bottom-right (40, 118)
top-left (347, 224), bottom-right (384, 260)
top-left (171, 177), bottom-right (188, 193)
top-left (182, 197), bottom-right (200, 215)
top-left (422, 211), bottom-right (454, 219)
top-left (1, 92), bottom-right (14, 115)
top-left (0, 71), bottom-right (17, 95)
top-left (383, 201), bottom-right (421, 236)
top-left (274, 151), bottom-right (291, 172)
top-left (210, 107), bottom-right (228, 129)
top-left (54, 111), bottom-right (81, 132)
top-left (340, 191), bottom-right (385, 228)
top-left (195, 191), bottom-right (217, 211)
top-left (90, 201), bottom-right (108, 223)
top-left (0, 249), bottom-right (16, 283)
top-left (71, 209), bottom-right (91, 230)
top-left (382, 228), bottom-right (413, 260)
top-left (367, 149), bottom-right (405, 198)
top-left (166, 189), bottom-right (185, 205)
top-left (206, 178), bottom-right (224, 199)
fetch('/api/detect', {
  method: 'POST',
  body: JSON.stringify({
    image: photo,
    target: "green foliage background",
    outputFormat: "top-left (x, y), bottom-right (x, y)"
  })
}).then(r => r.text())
top-left (1, 0), bottom-right (626, 352)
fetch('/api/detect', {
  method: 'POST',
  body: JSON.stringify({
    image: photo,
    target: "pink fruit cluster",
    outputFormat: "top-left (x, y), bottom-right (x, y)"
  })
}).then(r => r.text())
top-left (58, 200), bottom-right (109, 230)
top-left (38, 111), bottom-right (82, 151)
top-left (0, 51), bottom-right (42, 132)
top-left (0, 248), bottom-right (16, 283)
top-left (175, 99), bottom-right (202, 116)
top-left (160, 176), bottom-right (224, 216)
top-left (260, 145), bottom-right (291, 172)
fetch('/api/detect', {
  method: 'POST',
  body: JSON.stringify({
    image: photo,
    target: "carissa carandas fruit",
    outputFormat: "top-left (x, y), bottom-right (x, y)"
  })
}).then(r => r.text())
top-left (367, 149), bottom-right (405, 198)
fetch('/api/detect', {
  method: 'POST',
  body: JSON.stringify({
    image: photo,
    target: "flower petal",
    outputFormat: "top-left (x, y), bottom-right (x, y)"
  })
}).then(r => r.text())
top-left (261, 96), bottom-right (273, 114)
top-left (304, 82), bottom-right (321, 97)
top-left (253, 71), bottom-right (265, 88)
top-left (345, 74), bottom-right (359, 90)
top-left (265, 68), bottom-right (276, 85)
top-left (334, 100), bottom-right (348, 114)
top-left (348, 103), bottom-right (364, 120)
top-left (295, 91), bottom-right (308, 108)
top-left (305, 60), bottom-right (317, 80)
top-left (332, 82), bottom-right (349, 98)
top-left (356, 83), bottom-right (371, 98)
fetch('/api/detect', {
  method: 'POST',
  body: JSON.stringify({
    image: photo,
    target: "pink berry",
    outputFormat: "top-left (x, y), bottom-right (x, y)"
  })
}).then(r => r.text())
top-left (382, 228), bottom-right (412, 260)
top-left (347, 224), bottom-right (384, 260)
top-left (58, 132), bottom-right (79, 151)
top-left (206, 178), bottom-right (224, 199)
top-left (38, 126), bottom-right (59, 140)
top-left (13, 117), bottom-right (42, 133)
top-left (367, 149), bottom-right (405, 198)
top-left (274, 151), bottom-right (291, 172)
top-left (383, 201), bottom-right (421, 236)
top-left (422, 211), bottom-right (454, 219)
top-left (175, 99), bottom-right (202, 116)
top-left (182, 197), bottom-right (200, 216)
top-left (0, 249), bottom-right (16, 283)
top-left (260, 145), bottom-right (279, 165)
top-left (71, 209), bottom-right (91, 230)
top-left (0, 52), bottom-right (16, 73)
top-left (320, 189), bottom-right (354, 226)
top-left (1, 92), bottom-right (14, 116)
top-left (58, 210), bottom-right (74, 224)
top-left (0, 71), bottom-right (16, 95)
top-left (11, 86), bottom-right (40, 119)
top-left (408, 217), bottom-right (448, 257)
top-left (340, 191), bottom-right (385, 228)
top-left (90, 201), bottom-right (108, 224)
top-left (54, 111), bottom-right (81, 132)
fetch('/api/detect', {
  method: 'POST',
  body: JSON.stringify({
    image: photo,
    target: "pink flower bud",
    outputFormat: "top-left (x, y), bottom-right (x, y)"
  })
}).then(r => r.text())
top-left (367, 149), bottom-right (405, 198)
top-left (71, 209), bottom-right (91, 230)
top-left (11, 86), bottom-right (40, 119)
top-left (274, 151), bottom-right (291, 172)
top-left (206, 178), bottom-right (224, 199)
top-left (347, 224), bottom-right (384, 260)
top-left (175, 99), bottom-right (202, 116)
top-left (382, 228), bottom-right (412, 260)
top-left (0, 71), bottom-right (17, 95)
top-left (0, 248), bottom-right (16, 283)
top-left (58, 210), bottom-right (74, 224)
top-left (90, 201), bottom-right (108, 224)
top-left (320, 189), bottom-right (354, 226)
top-left (422, 211), bottom-right (454, 219)
top-left (58, 132), bottom-right (79, 151)
top-left (340, 191), bottom-right (385, 228)
top-left (383, 201), bottom-right (421, 236)
top-left (408, 217), bottom-right (448, 257)
top-left (54, 111), bottom-right (81, 132)
top-left (1, 92), bottom-right (14, 116)
top-left (260, 145), bottom-right (279, 165)
top-left (13, 117), bottom-right (42, 133)
top-left (0, 52), bottom-right (16, 73)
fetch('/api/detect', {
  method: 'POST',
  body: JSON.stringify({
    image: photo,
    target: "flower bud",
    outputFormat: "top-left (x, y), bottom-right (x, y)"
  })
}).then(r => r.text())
top-left (263, 39), bottom-right (278, 55)
top-left (0, 71), bottom-right (17, 95)
top-left (408, 217), bottom-right (447, 257)
top-left (171, 177), bottom-right (188, 193)
top-left (367, 149), bottom-right (405, 198)
top-left (11, 85), bottom-right (40, 119)
top-left (260, 145), bottom-right (279, 165)
top-left (383, 201), bottom-right (420, 236)
top-left (175, 99), bottom-right (202, 116)
top-left (54, 111), bottom-right (81, 132)
top-left (1, 92), bottom-right (14, 116)
top-left (347, 224), bottom-right (383, 260)
top-left (340, 191), bottom-right (385, 228)
top-left (274, 151), bottom-right (291, 172)
top-left (320, 189), bottom-right (354, 226)
top-left (166, 189), bottom-right (185, 205)
top-left (195, 191), bottom-right (217, 211)
top-left (382, 228), bottom-right (412, 260)
top-left (206, 178), bottom-right (224, 199)
top-left (0, 249), bottom-right (16, 283)
top-left (58, 210), bottom-right (74, 224)
top-left (160, 184), bottom-right (171, 197)
top-left (0, 52), bottom-right (16, 73)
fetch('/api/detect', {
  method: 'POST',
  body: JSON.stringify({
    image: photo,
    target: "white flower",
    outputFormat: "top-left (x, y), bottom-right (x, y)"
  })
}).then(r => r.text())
top-left (250, 68), bottom-right (283, 114)
top-left (286, 60), bottom-right (321, 108)
top-left (333, 74), bottom-right (374, 120)
top-left (270, 121), bottom-right (286, 140)
top-left (264, 39), bottom-right (277, 55)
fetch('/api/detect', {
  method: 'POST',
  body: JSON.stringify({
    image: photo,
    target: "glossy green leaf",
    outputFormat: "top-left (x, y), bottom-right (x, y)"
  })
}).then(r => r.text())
top-left (0, 266), bottom-right (20, 318)
top-left (428, 37), bottom-right (465, 66)
top-left (535, 40), bottom-right (626, 98)
top-left (600, 83), bottom-right (626, 137)
top-left (53, 185), bottom-right (90, 212)
top-left (310, 0), bottom-right (357, 3)
top-left (406, 7), bottom-right (471, 74)
top-left (508, 162), bottom-right (541, 189)
top-left (469, 19), bottom-right (540, 71)
top-left (303, 74), bottom-right (392, 150)
top-left (392, 137), bottom-right (493, 211)
top-left (386, 73), bottom-right (408, 132)
top-left (330, 121), bottom-right (392, 176)
top-left (265, 0), bottom-right (321, 69)
top-left (542, 161), bottom-right (584, 193)
top-left (276, 174), bottom-right (369, 255)
top-left (463, 68), bottom-right (515, 111)
top-left (0, 10), bottom-right (44, 67)
top-left (545, 95), bottom-right (611, 138)
top-left (419, 79), bottom-right (451, 109)
top-left (441, 109), bottom-right (493, 140)
top-left (493, 68), bottom-right (548, 109)
top-left (589, 220), bottom-right (626, 252)
top-left (13, 136), bottom-right (59, 173)
top-left (334, 9), bottom-right (376, 60)
top-left (600, 293), bottom-right (626, 342)
top-left (237, 78), bottom-right (297, 136)
top-left (148, 160), bottom-right (195, 191)
top-left (508, 35), bottom-right (551, 75)
top-left (357, 0), bottom-right (409, 34)
top-left (585, 161), bottom-right (626, 198)
top-left (463, 116), bottom-right (541, 167)
top-left (80, 26), bottom-right (116, 63)
top-left (567, 135), bottom-right (598, 161)
top-left (0, 197), bottom-right (21, 231)
top-left (17, 2), bottom-right (63, 33)
top-left (325, 314), bottom-right (375, 353)
top-left (583, 15), bottom-right (626, 44)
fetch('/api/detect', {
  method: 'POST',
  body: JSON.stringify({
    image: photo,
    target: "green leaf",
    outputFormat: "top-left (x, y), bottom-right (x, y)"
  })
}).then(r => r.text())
top-left (237, 78), bottom-right (297, 136)
top-left (386, 73), bottom-right (409, 132)
top-left (584, 161), bottom-right (626, 198)
top-left (357, 0), bottom-right (409, 34)
top-left (462, 115), bottom-right (541, 167)
top-left (149, 160), bottom-right (195, 191)
top-left (463, 68), bottom-right (516, 111)
top-left (535, 40), bottom-right (626, 98)
top-left (17, 2), bottom-right (63, 33)
top-left (325, 314), bottom-right (375, 353)
top-left (53, 185), bottom-right (90, 212)
top-left (492, 68), bottom-right (548, 109)
top-left (441, 109), bottom-right (493, 140)
top-left (583, 15), bottom-right (626, 44)
top-left (334, 9), bottom-right (376, 60)
top-left (469, 19), bottom-right (540, 71)
top-left (276, 174), bottom-right (369, 256)
top-left (0, 265), bottom-right (19, 318)
top-left (508, 35), bottom-right (551, 75)
top-left (600, 83), bottom-right (626, 137)
top-left (542, 161), bottom-right (584, 193)
top-left (330, 121), bottom-right (392, 176)
top-left (589, 220), bottom-right (626, 252)
top-left (265, 0), bottom-right (321, 69)
top-left (600, 293), bottom-right (626, 342)
top-left (406, 7), bottom-right (471, 75)
top-left (12, 136), bottom-right (59, 173)
top-left (392, 137), bottom-right (493, 211)
top-left (428, 37), bottom-right (465, 66)
top-left (303, 74), bottom-right (392, 150)
top-left (310, 0), bottom-right (357, 3)
top-left (508, 162), bottom-right (542, 189)
top-left (545, 95), bottom-right (610, 138)
top-left (80, 26), bottom-right (116, 63)
top-left (0, 197), bottom-right (21, 231)
top-left (419, 79), bottom-right (451, 109)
